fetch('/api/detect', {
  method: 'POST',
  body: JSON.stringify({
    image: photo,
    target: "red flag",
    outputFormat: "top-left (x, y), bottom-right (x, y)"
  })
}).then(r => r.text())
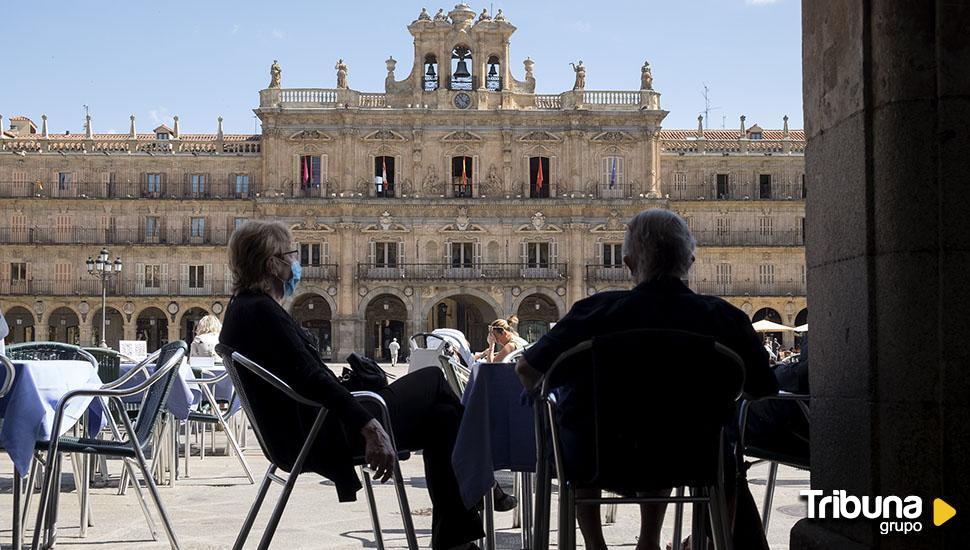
top-left (536, 159), bottom-right (544, 192)
top-left (302, 156), bottom-right (309, 183)
top-left (461, 157), bottom-right (468, 187)
top-left (382, 156), bottom-right (390, 186)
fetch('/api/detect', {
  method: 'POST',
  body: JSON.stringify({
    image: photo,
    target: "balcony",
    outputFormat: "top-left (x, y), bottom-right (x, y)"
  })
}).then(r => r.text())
top-left (0, 180), bottom-right (260, 200)
top-left (692, 230), bottom-right (804, 247)
top-left (301, 264), bottom-right (339, 281)
top-left (0, 226), bottom-right (232, 246)
top-left (664, 183), bottom-right (806, 201)
top-left (690, 281), bottom-right (806, 297)
top-left (357, 263), bottom-right (567, 281)
top-left (586, 265), bottom-right (630, 282)
top-left (0, 278), bottom-right (234, 297)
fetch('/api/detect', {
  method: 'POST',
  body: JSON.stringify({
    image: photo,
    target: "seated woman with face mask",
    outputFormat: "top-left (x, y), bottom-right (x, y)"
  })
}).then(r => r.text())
top-left (219, 220), bottom-right (483, 550)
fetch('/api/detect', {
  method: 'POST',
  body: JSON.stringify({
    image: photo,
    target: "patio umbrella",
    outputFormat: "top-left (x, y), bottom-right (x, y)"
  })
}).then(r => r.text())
top-left (752, 319), bottom-right (796, 332)
top-left (794, 323), bottom-right (809, 332)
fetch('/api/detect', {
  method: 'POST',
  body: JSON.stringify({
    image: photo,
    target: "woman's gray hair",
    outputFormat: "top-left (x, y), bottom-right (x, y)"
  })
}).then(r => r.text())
top-left (621, 209), bottom-right (696, 281)
top-left (227, 220), bottom-right (292, 295)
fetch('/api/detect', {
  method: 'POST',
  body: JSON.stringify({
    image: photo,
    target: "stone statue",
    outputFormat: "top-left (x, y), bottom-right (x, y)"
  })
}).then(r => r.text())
top-left (433, 8), bottom-right (447, 21)
top-left (570, 60), bottom-right (586, 90)
top-left (478, 8), bottom-right (491, 21)
top-left (524, 58), bottom-right (535, 80)
top-left (335, 59), bottom-right (348, 89)
top-left (494, 9), bottom-right (506, 21)
top-left (418, 7), bottom-right (431, 20)
top-left (640, 60), bottom-right (653, 90)
top-left (424, 164), bottom-right (442, 195)
top-left (269, 60), bottom-right (281, 88)
top-left (483, 164), bottom-right (501, 195)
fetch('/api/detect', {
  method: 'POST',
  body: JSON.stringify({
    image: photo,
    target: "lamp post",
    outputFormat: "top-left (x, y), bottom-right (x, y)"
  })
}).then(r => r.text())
top-left (86, 248), bottom-right (122, 348)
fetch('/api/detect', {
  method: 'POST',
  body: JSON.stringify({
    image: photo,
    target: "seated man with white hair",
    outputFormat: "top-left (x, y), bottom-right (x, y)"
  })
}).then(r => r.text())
top-left (516, 208), bottom-right (777, 550)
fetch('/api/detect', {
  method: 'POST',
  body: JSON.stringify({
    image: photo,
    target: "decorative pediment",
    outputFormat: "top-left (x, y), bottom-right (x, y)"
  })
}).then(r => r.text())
top-left (361, 210), bottom-right (409, 233)
top-left (442, 208), bottom-right (485, 232)
top-left (518, 131), bottom-right (561, 143)
top-left (288, 129), bottom-right (332, 141)
top-left (591, 131), bottom-right (635, 142)
top-left (362, 130), bottom-right (407, 142)
top-left (441, 130), bottom-right (483, 142)
top-left (290, 214), bottom-right (335, 232)
top-left (515, 211), bottom-right (563, 233)
top-left (591, 210), bottom-right (627, 232)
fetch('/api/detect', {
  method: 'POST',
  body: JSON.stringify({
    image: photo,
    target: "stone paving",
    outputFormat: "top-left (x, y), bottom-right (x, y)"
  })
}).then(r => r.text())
top-left (0, 364), bottom-right (808, 549)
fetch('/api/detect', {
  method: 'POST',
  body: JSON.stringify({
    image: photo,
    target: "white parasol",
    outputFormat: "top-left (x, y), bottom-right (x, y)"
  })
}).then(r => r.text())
top-left (752, 319), bottom-right (796, 332)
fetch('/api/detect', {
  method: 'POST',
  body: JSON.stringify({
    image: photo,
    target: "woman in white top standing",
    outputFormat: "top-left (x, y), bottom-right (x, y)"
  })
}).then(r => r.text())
top-left (190, 314), bottom-right (222, 359)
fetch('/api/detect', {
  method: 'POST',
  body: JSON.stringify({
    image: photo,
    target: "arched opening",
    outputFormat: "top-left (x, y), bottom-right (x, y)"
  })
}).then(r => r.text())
top-left (292, 294), bottom-right (333, 360)
top-left (5, 306), bottom-right (35, 343)
top-left (450, 45), bottom-right (473, 90)
top-left (364, 294), bottom-right (408, 362)
top-left (136, 307), bottom-right (169, 353)
top-left (451, 156), bottom-right (474, 197)
top-left (91, 307), bottom-right (124, 349)
top-left (486, 55), bottom-right (502, 90)
top-left (180, 307), bottom-right (209, 342)
top-left (529, 156), bottom-right (551, 198)
top-left (426, 294), bottom-right (498, 352)
top-left (423, 54), bottom-right (439, 91)
top-left (794, 307), bottom-right (808, 349)
top-left (47, 307), bottom-right (80, 344)
top-left (752, 307), bottom-right (784, 353)
top-left (516, 294), bottom-right (560, 344)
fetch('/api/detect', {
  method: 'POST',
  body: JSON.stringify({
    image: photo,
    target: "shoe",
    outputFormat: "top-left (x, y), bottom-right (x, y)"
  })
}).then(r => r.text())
top-left (493, 486), bottom-right (518, 512)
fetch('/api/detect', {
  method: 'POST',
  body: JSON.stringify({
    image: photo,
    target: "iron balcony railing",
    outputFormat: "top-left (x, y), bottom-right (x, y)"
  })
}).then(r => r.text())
top-left (692, 230), bottom-right (804, 247)
top-left (690, 281), bottom-right (806, 297)
top-left (0, 278), bottom-right (235, 297)
top-left (0, 180), bottom-right (260, 200)
top-left (586, 265), bottom-right (631, 282)
top-left (300, 264), bottom-right (339, 281)
top-left (357, 262), bottom-right (567, 281)
top-left (0, 227), bottom-right (232, 246)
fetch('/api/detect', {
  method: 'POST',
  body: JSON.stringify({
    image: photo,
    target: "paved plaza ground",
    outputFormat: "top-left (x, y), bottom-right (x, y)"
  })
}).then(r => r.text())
top-left (0, 364), bottom-right (808, 549)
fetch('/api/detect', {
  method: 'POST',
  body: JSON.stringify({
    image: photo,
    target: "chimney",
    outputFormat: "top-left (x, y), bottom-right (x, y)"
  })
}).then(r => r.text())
top-left (42, 114), bottom-right (49, 138)
top-left (129, 115), bottom-right (137, 138)
top-left (173, 115), bottom-right (180, 138)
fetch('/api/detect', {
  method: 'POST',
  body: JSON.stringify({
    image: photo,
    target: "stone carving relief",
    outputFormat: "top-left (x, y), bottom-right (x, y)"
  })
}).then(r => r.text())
top-left (592, 131), bottom-right (633, 142)
top-left (442, 130), bottom-right (483, 142)
top-left (455, 206), bottom-right (470, 231)
top-left (606, 210), bottom-right (624, 231)
top-left (378, 211), bottom-right (394, 231)
top-left (519, 131), bottom-right (560, 142)
top-left (481, 164), bottom-right (501, 196)
top-left (289, 129), bottom-right (331, 141)
top-left (424, 164), bottom-right (443, 195)
top-left (531, 212), bottom-right (546, 231)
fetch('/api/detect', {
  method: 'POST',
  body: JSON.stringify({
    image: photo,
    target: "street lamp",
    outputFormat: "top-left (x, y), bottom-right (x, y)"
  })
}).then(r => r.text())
top-left (87, 247), bottom-right (122, 348)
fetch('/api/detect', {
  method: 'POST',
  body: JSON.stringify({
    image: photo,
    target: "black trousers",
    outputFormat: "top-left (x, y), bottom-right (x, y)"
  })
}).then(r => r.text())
top-left (366, 367), bottom-right (484, 549)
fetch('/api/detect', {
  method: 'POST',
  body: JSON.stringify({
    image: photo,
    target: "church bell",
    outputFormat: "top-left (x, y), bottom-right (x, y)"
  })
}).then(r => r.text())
top-left (453, 60), bottom-right (471, 79)
top-left (487, 63), bottom-right (497, 77)
top-left (426, 63), bottom-right (436, 77)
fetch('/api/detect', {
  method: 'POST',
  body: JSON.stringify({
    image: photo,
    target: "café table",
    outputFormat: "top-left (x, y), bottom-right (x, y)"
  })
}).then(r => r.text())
top-left (452, 362), bottom-right (536, 550)
top-left (0, 360), bottom-right (108, 550)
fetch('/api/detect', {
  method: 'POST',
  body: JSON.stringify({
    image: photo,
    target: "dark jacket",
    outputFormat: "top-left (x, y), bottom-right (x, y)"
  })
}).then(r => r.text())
top-left (219, 290), bottom-right (373, 501)
top-left (523, 276), bottom-right (777, 399)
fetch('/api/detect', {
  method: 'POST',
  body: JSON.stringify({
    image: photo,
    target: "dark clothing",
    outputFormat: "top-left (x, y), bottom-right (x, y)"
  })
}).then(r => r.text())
top-left (523, 276), bottom-right (777, 398)
top-left (744, 337), bottom-right (810, 458)
top-left (220, 290), bottom-right (483, 548)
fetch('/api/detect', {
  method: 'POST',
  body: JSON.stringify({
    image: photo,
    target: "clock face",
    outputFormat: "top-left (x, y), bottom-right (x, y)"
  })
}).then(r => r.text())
top-left (454, 92), bottom-right (471, 109)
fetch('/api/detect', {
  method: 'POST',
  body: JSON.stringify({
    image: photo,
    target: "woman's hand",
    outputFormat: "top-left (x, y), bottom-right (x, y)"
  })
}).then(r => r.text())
top-left (486, 332), bottom-right (496, 346)
top-left (360, 419), bottom-right (395, 483)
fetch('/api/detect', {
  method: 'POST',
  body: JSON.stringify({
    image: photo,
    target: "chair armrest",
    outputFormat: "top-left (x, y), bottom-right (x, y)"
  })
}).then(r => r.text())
top-left (101, 350), bottom-right (162, 390)
top-left (230, 351), bottom-right (325, 408)
top-left (736, 391), bottom-right (811, 464)
top-left (0, 355), bottom-right (16, 399)
top-left (186, 369), bottom-right (230, 385)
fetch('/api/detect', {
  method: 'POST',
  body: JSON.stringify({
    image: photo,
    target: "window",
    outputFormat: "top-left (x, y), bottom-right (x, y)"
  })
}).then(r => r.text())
top-left (759, 264), bottom-right (775, 286)
top-left (749, 131), bottom-right (763, 140)
top-left (301, 243), bottom-right (322, 267)
top-left (602, 156), bottom-right (625, 187)
top-left (13, 171), bottom-right (27, 196)
top-left (374, 156), bottom-right (395, 197)
top-left (234, 174), bottom-right (250, 197)
top-left (55, 215), bottom-right (71, 241)
top-left (801, 174), bottom-right (807, 198)
top-left (57, 172), bottom-right (72, 191)
top-left (800, 217), bottom-right (806, 244)
top-left (485, 55), bottom-right (502, 91)
top-left (144, 265), bottom-right (161, 288)
top-left (101, 172), bottom-right (116, 197)
top-left (145, 216), bottom-right (159, 239)
top-left (672, 172), bottom-right (688, 195)
top-left (299, 155), bottom-right (322, 187)
top-left (233, 218), bottom-right (248, 232)
top-left (759, 217), bottom-right (773, 237)
top-left (450, 45), bottom-right (473, 91)
top-left (801, 264), bottom-right (807, 284)
top-left (450, 242), bottom-right (474, 268)
top-left (424, 54), bottom-right (439, 91)
top-left (715, 217), bottom-right (731, 236)
top-left (54, 262), bottom-right (72, 294)
top-left (526, 242), bottom-right (550, 268)
top-left (156, 132), bottom-right (169, 140)
top-left (188, 265), bottom-right (205, 288)
top-left (602, 243), bottom-right (623, 268)
top-left (374, 242), bottom-right (398, 268)
top-left (759, 174), bottom-right (772, 199)
top-left (190, 217), bottom-right (205, 238)
top-left (715, 263), bottom-right (732, 288)
top-left (146, 173), bottom-right (162, 194)
top-left (451, 156), bottom-right (473, 197)
top-left (190, 174), bottom-right (207, 196)
top-left (529, 157), bottom-right (550, 198)
top-left (10, 262), bottom-right (27, 282)
top-left (716, 173), bottom-right (730, 199)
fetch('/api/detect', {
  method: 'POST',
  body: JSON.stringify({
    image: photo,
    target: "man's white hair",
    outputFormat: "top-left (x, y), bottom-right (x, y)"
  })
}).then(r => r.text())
top-left (621, 209), bottom-right (696, 281)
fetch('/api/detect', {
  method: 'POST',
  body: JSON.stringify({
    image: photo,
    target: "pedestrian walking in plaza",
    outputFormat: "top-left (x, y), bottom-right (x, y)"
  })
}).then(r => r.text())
top-left (388, 337), bottom-right (400, 367)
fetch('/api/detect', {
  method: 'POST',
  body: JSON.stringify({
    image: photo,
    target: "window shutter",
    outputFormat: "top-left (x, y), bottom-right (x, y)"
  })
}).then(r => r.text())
top-left (520, 241), bottom-right (528, 264)
top-left (323, 241), bottom-right (330, 263)
top-left (398, 241), bottom-right (406, 264)
top-left (205, 263), bottom-right (212, 292)
top-left (224, 264), bottom-right (232, 294)
top-left (321, 155), bottom-right (329, 185)
top-left (136, 263), bottom-right (145, 293)
top-left (368, 241), bottom-right (376, 265)
top-left (180, 264), bottom-right (189, 293)
top-left (474, 241), bottom-right (482, 266)
top-left (161, 264), bottom-right (169, 293)
top-left (551, 240), bottom-right (559, 263)
top-left (445, 241), bottom-right (453, 263)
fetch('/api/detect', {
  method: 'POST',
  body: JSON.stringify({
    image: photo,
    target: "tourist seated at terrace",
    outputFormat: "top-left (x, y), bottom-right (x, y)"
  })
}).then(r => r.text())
top-left (515, 208), bottom-right (778, 550)
top-left (219, 220), bottom-right (483, 550)
top-left (472, 316), bottom-right (528, 363)
top-left (189, 314), bottom-right (222, 359)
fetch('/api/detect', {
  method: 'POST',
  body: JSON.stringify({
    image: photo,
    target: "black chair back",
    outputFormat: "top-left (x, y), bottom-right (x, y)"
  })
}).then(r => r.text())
top-left (216, 343), bottom-right (305, 472)
top-left (7, 342), bottom-right (99, 368)
top-left (551, 329), bottom-right (745, 491)
top-left (133, 341), bottom-right (187, 444)
top-left (83, 347), bottom-right (123, 382)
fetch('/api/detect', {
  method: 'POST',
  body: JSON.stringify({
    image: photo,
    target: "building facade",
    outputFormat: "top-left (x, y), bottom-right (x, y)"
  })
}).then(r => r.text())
top-left (0, 4), bottom-right (806, 360)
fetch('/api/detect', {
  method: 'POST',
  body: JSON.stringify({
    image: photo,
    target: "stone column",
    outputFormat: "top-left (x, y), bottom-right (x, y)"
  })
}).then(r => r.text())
top-left (564, 223), bottom-right (587, 308)
top-left (333, 223), bottom-right (359, 361)
top-left (793, 2), bottom-right (969, 548)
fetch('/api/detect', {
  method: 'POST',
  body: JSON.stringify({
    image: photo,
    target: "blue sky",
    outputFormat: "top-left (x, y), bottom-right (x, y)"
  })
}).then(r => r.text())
top-left (4, 0), bottom-right (802, 134)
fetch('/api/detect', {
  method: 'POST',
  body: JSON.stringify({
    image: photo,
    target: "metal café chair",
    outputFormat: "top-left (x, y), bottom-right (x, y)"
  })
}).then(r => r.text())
top-left (737, 391), bottom-right (810, 529)
top-left (533, 329), bottom-right (746, 550)
top-left (29, 341), bottom-right (187, 550)
top-left (216, 345), bottom-right (418, 550)
top-left (180, 363), bottom-right (255, 483)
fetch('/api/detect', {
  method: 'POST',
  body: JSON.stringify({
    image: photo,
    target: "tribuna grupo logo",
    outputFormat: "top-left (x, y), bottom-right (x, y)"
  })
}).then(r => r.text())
top-left (801, 490), bottom-right (956, 535)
